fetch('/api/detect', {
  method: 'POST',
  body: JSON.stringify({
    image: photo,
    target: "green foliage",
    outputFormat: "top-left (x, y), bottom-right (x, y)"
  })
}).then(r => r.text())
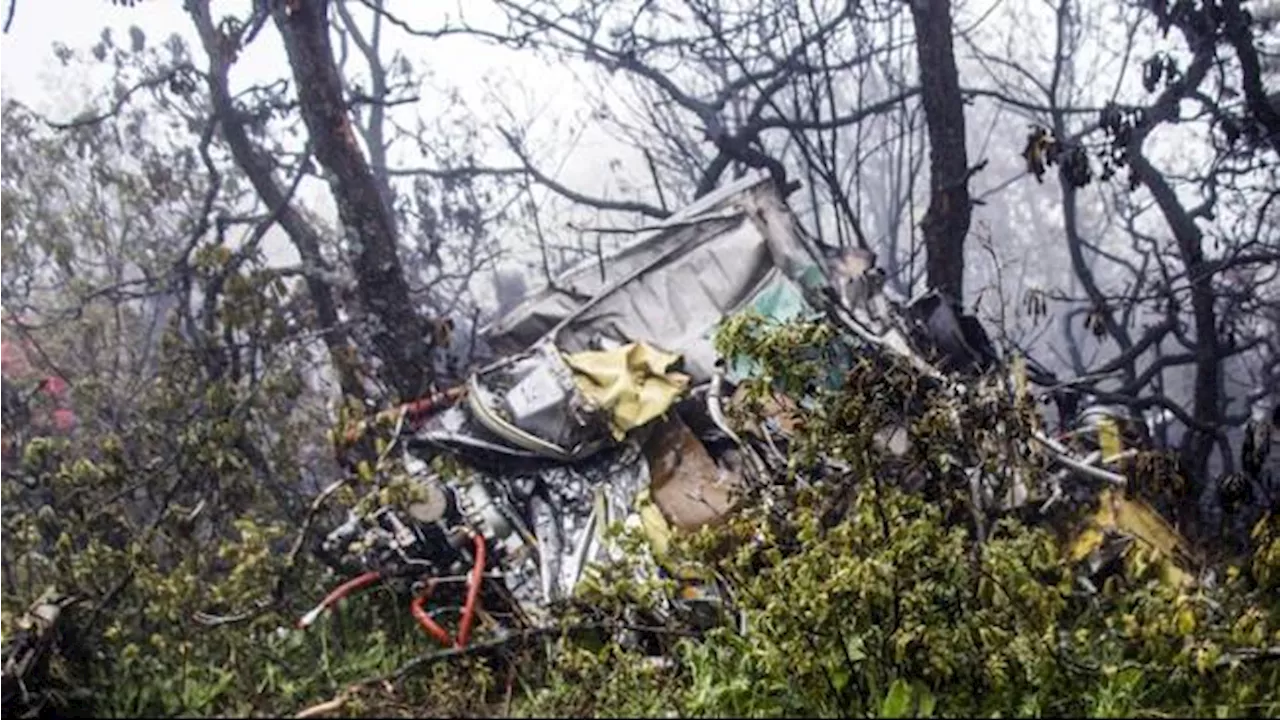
top-left (516, 641), bottom-right (680, 718)
top-left (507, 315), bottom-right (1280, 718)
top-left (5, 299), bottom-right (1277, 719)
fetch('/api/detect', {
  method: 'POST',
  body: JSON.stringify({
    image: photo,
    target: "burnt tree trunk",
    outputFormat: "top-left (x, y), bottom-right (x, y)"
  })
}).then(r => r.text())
top-left (909, 0), bottom-right (973, 302)
top-left (272, 0), bottom-right (433, 401)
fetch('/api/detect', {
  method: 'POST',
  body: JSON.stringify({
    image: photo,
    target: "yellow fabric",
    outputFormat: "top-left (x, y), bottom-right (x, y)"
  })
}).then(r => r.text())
top-left (563, 343), bottom-right (691, 441)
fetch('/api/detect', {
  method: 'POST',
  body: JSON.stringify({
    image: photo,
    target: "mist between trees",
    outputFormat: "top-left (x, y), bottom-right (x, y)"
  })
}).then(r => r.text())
top-left (0, 0), bottom-right (1277, 716)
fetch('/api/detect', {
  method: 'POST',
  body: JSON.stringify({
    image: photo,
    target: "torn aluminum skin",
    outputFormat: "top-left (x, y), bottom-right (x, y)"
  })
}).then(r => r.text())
top-left (482, 172), bottom-right (831, 384)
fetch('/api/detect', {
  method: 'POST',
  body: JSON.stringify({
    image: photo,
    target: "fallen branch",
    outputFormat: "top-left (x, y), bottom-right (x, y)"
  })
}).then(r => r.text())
top-left (295, 693), bottom-right (352, 719)
top-left (1031, 430), bottom-right (1129, 487)
top-left (1215, 645), bottom-right (1280, 668)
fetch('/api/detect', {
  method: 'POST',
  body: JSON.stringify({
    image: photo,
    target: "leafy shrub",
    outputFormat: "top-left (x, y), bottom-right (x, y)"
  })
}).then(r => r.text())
top-left (4, 314), bottom-right (1277, 718)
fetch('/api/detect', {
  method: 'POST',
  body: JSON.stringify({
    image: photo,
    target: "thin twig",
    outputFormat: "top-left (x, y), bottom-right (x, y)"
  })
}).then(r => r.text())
top-left (44, 65), bottom-right (196, 129)
top-left (295, 692), bottom-right (352, 718)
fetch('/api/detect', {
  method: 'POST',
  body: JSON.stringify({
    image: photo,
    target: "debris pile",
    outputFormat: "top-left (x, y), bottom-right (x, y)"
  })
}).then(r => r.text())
top-left (303, 173), bottom-right (1209, 652)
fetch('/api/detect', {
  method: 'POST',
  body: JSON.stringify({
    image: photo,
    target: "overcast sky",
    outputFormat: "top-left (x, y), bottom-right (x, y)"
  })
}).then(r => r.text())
top-left (3, 0), bottom-right (190, 113)
top-left (0, 0), bottom-right (1249, 291)
top-left (1, 1), bottom-right (655, 295)
top-left (1, 1), bottom-right (626, 183)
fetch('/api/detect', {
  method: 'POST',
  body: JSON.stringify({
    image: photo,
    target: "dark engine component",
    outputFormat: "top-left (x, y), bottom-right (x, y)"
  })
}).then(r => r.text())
top-left (320, 478), bottom-right (467, 579)
top-left (905, 291), bottom-right (1001, 376)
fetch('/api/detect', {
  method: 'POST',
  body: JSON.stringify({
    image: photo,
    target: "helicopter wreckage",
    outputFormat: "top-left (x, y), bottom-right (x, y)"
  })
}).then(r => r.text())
top-left (295, 173), bottom-right (1231, 650)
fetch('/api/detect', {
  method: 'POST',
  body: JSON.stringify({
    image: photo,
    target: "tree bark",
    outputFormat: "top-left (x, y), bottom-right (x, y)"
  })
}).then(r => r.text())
top-left (333, 0), bottom-right (398, 230)
top-left (188, 0), bottom-right (366, 405)
top-left (1126, 47), bottom-right (1222, 482)
top-left (909, 0), bottom-right (973, 302)
top-left (272, 0), bottom-right (434, 401)
top-left (1128, 149), bottom-right (1223, 483)
top-left (1219, 0), bottom-right (1280, 156)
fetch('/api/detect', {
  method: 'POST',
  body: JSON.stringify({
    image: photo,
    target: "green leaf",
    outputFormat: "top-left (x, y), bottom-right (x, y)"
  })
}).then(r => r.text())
top-left (881, 678), bottom-right (913, 718)
top-left (915, 685), bottom-right (936, 718)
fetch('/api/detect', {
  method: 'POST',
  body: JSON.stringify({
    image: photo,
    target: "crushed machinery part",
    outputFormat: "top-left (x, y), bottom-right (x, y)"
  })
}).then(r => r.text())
top-left (1031, 430), bottom-right (1129, 487)
top-left (707, 364), bottom-right (771, 483)
top-left (298, 533), bottom-right (489, 650)
top-left (342, 386), bottom-right (466, 445)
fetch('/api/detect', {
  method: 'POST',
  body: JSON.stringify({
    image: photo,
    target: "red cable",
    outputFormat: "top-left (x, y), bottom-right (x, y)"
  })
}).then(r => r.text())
top-left (325, 570), bottom-right (382, 606)
top-left (301, 531), bottom-right (488, 649)
top-left (297, 570), bottom-right (381, 629)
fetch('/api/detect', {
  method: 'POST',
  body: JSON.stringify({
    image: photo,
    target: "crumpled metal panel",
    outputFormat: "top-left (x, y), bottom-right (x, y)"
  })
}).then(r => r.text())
top-left (538, 442), bottom-right (652, 601)
top-left (1068, 488), bottom-right (1197, 588)
top-left (465, 342), bottom-right (613, 460)
top-left (482, 173), bottom-right (829, 383)
top-left (412, 404), bottom-right (547, 463)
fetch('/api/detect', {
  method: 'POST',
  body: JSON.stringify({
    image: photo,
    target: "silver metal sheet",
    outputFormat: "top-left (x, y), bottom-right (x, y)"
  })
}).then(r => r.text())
top-left (483, 173), bottom-right (829, 383)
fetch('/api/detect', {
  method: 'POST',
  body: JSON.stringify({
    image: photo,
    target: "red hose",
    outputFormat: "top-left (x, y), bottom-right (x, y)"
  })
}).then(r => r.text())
top-left (410, 581), bottom-right (455, 648)
top-left (456, 532), bottom-right (487, 648)
top-left (409, 532), bottom-right (488, 649)
top-left (302, 532), bottom-right (488, 648)
top-left (297, 570), bottom-right (381, 629)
